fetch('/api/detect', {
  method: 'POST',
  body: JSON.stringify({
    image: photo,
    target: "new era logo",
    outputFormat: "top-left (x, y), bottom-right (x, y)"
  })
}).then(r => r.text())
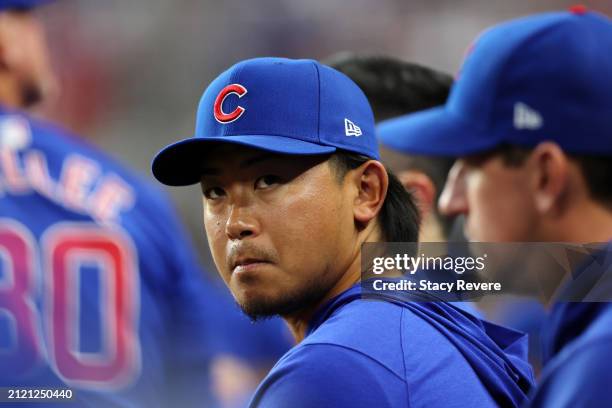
top-left (344, 118), bottom-right (362, 137)
top-left (514, 102), bottom-right (543, 130)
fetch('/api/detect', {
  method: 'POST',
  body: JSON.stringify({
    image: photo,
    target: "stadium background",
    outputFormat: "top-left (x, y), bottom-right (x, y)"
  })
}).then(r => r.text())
top-left (35, 0), bottom-right (612, 271)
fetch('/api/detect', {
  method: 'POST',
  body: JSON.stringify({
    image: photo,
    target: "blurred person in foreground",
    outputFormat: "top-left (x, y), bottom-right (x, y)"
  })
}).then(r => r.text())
top-left (152, 56), bottom-right (534, 407)
top-left (378, 7), bottom-right (612, 407)
top-left (0, 1), bottom-right (237, 406)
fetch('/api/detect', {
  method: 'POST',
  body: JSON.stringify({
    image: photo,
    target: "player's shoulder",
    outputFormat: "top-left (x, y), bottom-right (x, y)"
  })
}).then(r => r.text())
top-left (35, 117), bottom-right (150, 185)
top-left (303, 298), bottom-right (404, 357)
top-left (546, 303), bottom-right (612, 368)
top-left (5, 110), bottom-right (111, 165)
top-left (302, 295), bottom-right (503, 385)
top-left (302, 297), bottom-right (461, 372)
top-left (250, 341), bottom-right (405, 408)
top-left (252, 299), bottom-right (472, 408)
top-left (2, 109), bottom-right (173, 213)
top-left (531, 334), bottom-right (612, 407)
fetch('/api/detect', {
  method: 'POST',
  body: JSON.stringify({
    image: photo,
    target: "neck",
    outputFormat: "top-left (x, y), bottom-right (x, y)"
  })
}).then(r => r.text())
top-left (545, 200), bottom-right (612, 243)
top-left (283, 227), bottom-right (380, 343)
top-left (283, 255), bottom-right (361, 343)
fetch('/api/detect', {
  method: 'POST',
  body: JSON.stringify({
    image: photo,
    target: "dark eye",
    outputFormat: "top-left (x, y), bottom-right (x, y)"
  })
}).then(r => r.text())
top-left (203, 187), bottom-right (226, 200)
top-left (255, 175), bottom-right (281, 189)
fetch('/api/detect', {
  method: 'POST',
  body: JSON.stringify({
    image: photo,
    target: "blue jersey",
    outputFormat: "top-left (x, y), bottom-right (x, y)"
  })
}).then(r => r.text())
top-left (528, 245), bottom-right (612, 407)
top-left (0, 109), bottom-right (223, 407)
top-left (249, 285), bottom-right (534, 408)
top-left (530, 303), bottom-right (612, 407)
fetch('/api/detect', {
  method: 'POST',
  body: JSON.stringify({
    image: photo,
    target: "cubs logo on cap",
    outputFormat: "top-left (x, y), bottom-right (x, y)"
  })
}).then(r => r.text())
top-left (152, 57), bottom-right (378, 186)
top-left (214, 84), bottom-right (248, 124)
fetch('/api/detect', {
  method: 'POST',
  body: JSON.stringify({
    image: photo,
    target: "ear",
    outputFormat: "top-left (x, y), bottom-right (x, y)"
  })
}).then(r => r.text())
top-left (529, 142), bottom-right (570, 215)
top-left (438, 160), bottom-right (468, 217)
top-left (396, 170), bottom-right (435, 219)
top-left (350, 160), bottom-right (389, 225)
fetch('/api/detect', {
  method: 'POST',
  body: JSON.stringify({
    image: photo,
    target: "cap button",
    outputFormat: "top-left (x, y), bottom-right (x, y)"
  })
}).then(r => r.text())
top-left (569, 4), bottom-right (588, 14)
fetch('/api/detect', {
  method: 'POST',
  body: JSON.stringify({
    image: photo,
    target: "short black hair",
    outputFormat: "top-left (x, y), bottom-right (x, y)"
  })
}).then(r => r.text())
top-left (324, 53), bottom-right (453, 122)
top-left (326, 53), bottom-right (455, 236)
top-left (475, 144), bottom-right (612, 209)
top-left (328, 150), bottom-right (420, 242)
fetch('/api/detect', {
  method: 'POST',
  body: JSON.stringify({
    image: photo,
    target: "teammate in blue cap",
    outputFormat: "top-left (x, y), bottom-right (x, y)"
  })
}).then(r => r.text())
top-left (153, 56), bottom-right (534, 407)
top-left (0, 1), bottom-right (239, 406)
top-left (377, 7), bottom-right (612, 407)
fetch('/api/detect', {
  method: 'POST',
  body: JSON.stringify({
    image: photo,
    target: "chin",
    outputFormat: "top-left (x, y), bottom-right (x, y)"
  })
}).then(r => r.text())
top-left (234, 278), bottom-right (332, 322)
top-left (229, 279), bottom-right (279, 313)
top-left (236, 292), bottom-right (293, 321)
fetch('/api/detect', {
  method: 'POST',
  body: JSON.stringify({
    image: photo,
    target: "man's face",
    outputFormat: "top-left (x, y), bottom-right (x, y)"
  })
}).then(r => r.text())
top-left (439, 154), bottom-right (538, 242)
top-left (0, 10), bottom-right (56, 108)
top-left (200, 145), bottom-right (357, 320)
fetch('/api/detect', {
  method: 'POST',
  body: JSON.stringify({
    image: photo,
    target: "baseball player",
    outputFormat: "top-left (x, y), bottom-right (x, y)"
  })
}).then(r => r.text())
top-left (0, 1), bottom-right (233, 406)
top-left (152, 57), bottom-right (534, 407)
top-left (377, 7), bottom-right (612, 407)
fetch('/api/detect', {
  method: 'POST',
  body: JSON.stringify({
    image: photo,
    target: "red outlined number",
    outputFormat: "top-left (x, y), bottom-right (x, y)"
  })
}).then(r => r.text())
top-left (0, 220), bottom-right (43, 377)
top-left (0, 219), bottom-right (140, 389)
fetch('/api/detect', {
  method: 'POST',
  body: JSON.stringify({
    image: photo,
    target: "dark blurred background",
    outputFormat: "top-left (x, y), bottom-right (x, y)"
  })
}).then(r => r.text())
top-left (35, 0), bottom-right (612, 272)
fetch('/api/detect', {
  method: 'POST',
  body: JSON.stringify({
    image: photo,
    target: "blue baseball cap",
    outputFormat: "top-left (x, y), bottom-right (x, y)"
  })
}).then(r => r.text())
top-left (378, 7), bottom-right (612, 157)
top-left (152, 57), bottom-right (377, 186)
top-left (0, 0), bottom-right (53, 10)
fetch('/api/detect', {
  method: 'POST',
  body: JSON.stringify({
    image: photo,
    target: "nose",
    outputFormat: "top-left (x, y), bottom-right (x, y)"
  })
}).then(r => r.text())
top-left (438, 160), bottom-right (469, 217)
top-left (225, 204), bottom-right (260, 240)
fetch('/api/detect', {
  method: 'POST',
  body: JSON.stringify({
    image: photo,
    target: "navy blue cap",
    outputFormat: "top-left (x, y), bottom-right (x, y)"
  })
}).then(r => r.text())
top-left (0, 0), bottom-right (52, 10)
top-left (152, 57), bottom-right (377, 186)
top-left (378, 8), bottom-right (612, 157)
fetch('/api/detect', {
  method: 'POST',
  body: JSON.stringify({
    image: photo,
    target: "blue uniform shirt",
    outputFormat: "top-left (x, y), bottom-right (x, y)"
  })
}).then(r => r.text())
top-left (530, 303), bottom-right (612, 408)
top-left (528, 244), bottom-right (612, 407)
top-left (249, 285), bottom-right (534, 408)
top-left (0, 109), bottom-right (225, 407)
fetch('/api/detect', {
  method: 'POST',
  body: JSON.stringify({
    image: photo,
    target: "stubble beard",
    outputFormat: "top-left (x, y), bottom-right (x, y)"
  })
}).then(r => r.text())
top-left (236, 271), bottom-right (338, 322)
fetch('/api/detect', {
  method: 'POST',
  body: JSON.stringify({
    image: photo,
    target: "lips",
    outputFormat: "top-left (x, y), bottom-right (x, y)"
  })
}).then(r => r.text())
top-left (230, 256), bottom-right (271, 275)
top-left (227, 242), bottom-right (275, 276)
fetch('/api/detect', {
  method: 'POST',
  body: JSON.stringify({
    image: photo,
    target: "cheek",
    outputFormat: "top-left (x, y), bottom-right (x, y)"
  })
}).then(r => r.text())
top-left (470, 174), bottom-right (535, 240)
top-left (269, 184), bottom-right (346, 272)
top-left (203, 205), bottom-right (230, 279)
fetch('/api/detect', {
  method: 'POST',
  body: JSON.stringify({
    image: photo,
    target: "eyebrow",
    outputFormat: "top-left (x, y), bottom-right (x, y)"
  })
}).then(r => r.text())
top-left (200, 153), bottom-right (278, 176)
